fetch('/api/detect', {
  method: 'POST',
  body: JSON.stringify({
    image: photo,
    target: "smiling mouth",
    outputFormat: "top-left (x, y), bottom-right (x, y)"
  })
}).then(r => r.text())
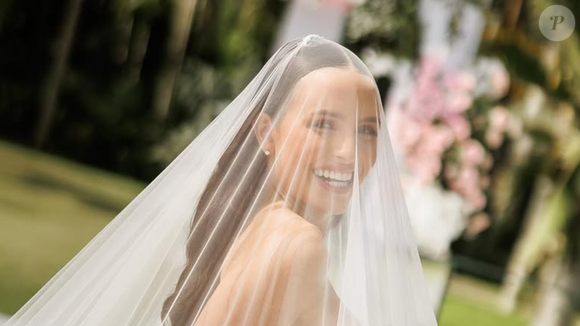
top-left (312, 168), bottom-right (354, 189)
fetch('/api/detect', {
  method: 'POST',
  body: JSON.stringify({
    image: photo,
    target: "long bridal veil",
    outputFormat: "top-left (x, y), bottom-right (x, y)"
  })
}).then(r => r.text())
top-left (5, 35), bottom-right (438, 326)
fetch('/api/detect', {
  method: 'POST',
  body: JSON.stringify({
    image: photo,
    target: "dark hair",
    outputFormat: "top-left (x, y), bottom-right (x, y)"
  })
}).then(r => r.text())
top-left (161, 38), bottom-right (353, 326)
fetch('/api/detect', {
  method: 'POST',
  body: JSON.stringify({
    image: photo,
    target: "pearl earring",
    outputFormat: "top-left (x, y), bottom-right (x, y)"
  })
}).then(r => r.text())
top-left (264, 150), bottom-right (270, 156)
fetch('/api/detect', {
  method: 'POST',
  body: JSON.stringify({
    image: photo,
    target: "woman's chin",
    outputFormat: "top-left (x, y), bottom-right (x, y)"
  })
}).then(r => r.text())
top-left (312, 200), bottom-right (349, 217)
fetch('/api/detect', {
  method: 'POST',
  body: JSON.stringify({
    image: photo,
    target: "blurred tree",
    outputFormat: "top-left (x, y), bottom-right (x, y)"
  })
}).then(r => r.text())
top-left (0, 0), bottom-right (286, 180)
top-left (152, 0), bottom-right (197, 120)
top-left (33, 0), bottom-right (84, 147)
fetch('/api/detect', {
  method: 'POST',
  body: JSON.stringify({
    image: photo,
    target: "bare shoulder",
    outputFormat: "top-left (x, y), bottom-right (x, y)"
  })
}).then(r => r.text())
top-left (269, 207), bottom-right (325, 244)
top-left (222, 206), bottom-right (325, 278)
top-left (266, 208), bottom-right (327, 269)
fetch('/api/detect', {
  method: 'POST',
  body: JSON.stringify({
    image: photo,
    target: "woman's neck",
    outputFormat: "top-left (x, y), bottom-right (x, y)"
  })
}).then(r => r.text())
top-left (261, 184), bottom-right (331, 235)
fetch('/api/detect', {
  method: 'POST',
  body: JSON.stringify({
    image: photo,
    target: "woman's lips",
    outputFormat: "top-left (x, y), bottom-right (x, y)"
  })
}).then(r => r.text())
top-left (312, 170), bottom-right (353, 194)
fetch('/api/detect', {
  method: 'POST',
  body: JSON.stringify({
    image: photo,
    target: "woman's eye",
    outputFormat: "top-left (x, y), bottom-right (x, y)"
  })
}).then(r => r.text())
top-left (359, 126), bottom-right (378, 136)
top-left (312, 120), bottom-right (333, 129)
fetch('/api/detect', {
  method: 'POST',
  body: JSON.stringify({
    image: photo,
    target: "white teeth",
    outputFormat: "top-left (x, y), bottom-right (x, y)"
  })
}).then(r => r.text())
top-left (340, 172), bottom-right (352, 181)
top-left (327, 180), bottom-right (348, 188)
top-left (313, 169), bottom-right (353, 182)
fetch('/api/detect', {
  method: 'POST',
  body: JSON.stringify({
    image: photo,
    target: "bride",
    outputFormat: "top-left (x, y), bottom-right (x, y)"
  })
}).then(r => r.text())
top-left (5, 35), bottom-right (437, 326)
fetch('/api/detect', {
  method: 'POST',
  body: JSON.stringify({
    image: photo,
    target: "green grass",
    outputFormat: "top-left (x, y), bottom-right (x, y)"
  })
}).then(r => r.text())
top-left (439, 273), bottom-right (530, 326)
top-left (439, 293), bottom-right (528, 326)
top-left (421, 260), bottom-right (529, 326)
top-left (0, 140), bottom-right (530, 324)
top-left (0, 140), bottom-right (144, 314)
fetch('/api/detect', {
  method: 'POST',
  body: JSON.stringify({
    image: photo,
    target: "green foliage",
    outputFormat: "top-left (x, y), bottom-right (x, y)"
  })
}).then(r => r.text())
top-left (345, 0), bottom-right (420, 59)
top-left (480, 39), bottom-right (546, 88)
top-left (151, 58), bottom-right (233, 164)
top-left (0, 0), bottom-right (286, 181)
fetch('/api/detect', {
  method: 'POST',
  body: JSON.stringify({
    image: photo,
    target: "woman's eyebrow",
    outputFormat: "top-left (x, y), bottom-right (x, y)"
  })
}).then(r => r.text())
top-left (312, 110), bottom-right (344, 119)
top-left (312, 110), bottom-right (381, 126)
top-left (360, 116), bottom-right (381, 128)
top-left (359, 116), bottom-right (378, 123)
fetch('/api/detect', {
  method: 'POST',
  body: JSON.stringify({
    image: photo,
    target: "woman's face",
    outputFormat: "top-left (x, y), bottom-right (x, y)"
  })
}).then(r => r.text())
top-left (265, 67), bottom-right (380, 216)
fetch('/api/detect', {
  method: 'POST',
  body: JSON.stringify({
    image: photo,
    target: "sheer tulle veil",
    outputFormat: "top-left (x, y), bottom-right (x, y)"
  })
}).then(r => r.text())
top-left (5, 35), bottom-right (438, 326)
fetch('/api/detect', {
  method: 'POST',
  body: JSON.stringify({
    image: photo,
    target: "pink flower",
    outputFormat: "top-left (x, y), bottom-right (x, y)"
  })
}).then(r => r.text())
top-left (458, 166), bottom-right (479, 187)
top-left (418, 55), bottom-right (442, 79)
top-left (461, 139), bottom-right (486, 166)
top-left (466, 190), bottom-right (487, 211)
top-left (465, 213), bottom-right (491, 237)
top-left (489, 106), bottom-right (510, 131)
top-left (445, 163), bottom-right (489, 212)
top-left (485, 129), bottom-right (504, 149)
top-left (419, 124), bottom-right (454, 155)
top-left (389, 107), bottom-right (422, 152)
top-left (406, 151), bottom-right (441, 185)
top-left (491, 67), bottom-right (510, 99)
top-left (321, 0), bottom-right (354, 13)
top-left (431, 125), bottom-right (455, 152)
top-left (445, 71), bottom-right (477, 92)
top-left (482, 153), bottom-right (494, 170)
top-left (443, 114), bottom-right (471, 141)
top-left (446, 91), bottom-right (474, 113)
top-left (407, 86), bottom-right (445, 122)
top-left (448, 166), bottom-right (488, 210)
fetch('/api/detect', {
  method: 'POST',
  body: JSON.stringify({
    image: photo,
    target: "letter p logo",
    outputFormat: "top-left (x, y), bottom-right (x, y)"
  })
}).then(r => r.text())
top-left (551, 16), bottom-right (565, 30)
top-left (540, 6), bottom-right (575, 41)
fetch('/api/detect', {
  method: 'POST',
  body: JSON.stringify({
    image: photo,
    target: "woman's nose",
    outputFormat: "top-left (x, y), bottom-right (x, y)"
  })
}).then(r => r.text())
top-left (335, 133), bottom-right (356, 162)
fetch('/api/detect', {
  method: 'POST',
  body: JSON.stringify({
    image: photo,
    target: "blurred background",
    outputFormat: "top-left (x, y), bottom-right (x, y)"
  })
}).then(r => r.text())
top-left (1, 0), bottom-right (580, 325)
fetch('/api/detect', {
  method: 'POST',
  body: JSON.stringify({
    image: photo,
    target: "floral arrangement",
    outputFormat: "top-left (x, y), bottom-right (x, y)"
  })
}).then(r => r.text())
top-left (388, 54), bottom-right (519, 217)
